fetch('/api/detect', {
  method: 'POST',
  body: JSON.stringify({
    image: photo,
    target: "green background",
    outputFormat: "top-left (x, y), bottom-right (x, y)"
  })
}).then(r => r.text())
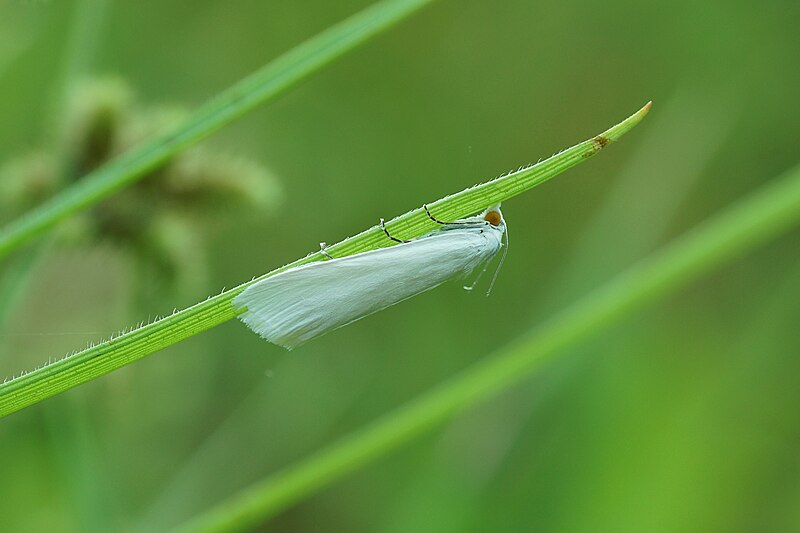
top-left (1, 0), bottom-right (799, 531)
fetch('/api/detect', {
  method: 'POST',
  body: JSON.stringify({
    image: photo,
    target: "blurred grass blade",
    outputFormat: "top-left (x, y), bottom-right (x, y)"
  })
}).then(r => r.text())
top-left (0, 103), bottom-right (651, 418)
top-left (174, 161), bottom-right (800, 533)
top-left (0, 0), bottom-right (110, 334)
top-left (0, 0), bottom-right (438, 259)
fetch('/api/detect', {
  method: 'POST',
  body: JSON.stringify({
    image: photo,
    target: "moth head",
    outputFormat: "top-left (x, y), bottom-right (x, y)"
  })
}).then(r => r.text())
top-left (482, 204), bottom-right (504, 227)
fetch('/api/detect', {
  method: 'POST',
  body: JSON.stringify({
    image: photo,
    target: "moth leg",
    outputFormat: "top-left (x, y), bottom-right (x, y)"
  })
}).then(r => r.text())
top-left (380, 218), bottom-right (410, 244)
top-left (463, 264), bottom-right (490, 292)
top-left (319, 242), bottom-right (334, 260)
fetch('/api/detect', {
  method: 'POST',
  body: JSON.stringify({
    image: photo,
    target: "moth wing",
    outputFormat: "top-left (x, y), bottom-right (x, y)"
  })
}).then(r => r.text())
top-left (235, 230), bottom-right (498, 349)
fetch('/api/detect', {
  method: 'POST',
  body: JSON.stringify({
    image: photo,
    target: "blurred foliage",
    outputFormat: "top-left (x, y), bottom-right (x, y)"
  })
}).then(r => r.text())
top-left (1, 76), bottom-right (282, 300)
top-left (0, 0), bottom-right (798, 532)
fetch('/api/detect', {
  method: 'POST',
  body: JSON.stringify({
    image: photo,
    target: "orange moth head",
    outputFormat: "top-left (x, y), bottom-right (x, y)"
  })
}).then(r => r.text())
top-left (484, 210), bottom-right (502, 227)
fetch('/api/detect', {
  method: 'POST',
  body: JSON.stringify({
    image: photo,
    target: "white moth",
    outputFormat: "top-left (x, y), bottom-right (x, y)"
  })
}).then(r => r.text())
top-left (234, 204), bottom-right (507, 349)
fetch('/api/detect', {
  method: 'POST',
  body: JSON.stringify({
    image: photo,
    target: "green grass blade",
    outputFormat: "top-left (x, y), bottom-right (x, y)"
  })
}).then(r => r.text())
top-left (0, 0), bottom-right (438, 259)
top-left (0, 0), bottom-right (110, 335)
top-left (0, 103), bottom-right (650, 418)
top-left (173, 160), bottom-right (800, 533)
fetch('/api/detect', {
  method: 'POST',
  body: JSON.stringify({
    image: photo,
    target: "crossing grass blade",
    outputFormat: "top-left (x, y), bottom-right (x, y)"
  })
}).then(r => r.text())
top-left (0, 0), bottom-right (440, 259)
top-left (175, 161), bottom-right (800, 533)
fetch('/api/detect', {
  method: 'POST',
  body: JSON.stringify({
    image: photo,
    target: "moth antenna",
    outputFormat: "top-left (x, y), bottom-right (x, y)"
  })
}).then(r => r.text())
top-left (424, 204), bottom-right (472, 226)
top-left (423, 204), bottom-right (448, 225)
top-left (486, 225), bottom-right (508, 296)
top-left (380, 218), bottom-right (410, 244)
top-left (319, 242), bottom-right (333, 260)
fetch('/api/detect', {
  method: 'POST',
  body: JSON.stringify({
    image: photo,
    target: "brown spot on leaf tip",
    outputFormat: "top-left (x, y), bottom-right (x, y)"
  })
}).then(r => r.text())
top-left (594, 135), bottom-right (610, 148)
top-left (582, 135), bottom-right (611, 158)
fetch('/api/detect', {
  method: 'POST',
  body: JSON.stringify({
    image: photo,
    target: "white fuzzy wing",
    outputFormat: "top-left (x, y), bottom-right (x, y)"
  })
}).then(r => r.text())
top-left (234, 228), bottom-right (502, 349)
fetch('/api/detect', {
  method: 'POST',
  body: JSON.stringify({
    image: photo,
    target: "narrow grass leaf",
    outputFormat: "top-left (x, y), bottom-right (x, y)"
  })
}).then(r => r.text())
top-left (0, 103), bottom-right (651, 418)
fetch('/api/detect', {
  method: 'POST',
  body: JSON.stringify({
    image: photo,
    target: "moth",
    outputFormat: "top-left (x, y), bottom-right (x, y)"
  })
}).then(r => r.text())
top-left (234, 205), bottom-right (507, 349)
